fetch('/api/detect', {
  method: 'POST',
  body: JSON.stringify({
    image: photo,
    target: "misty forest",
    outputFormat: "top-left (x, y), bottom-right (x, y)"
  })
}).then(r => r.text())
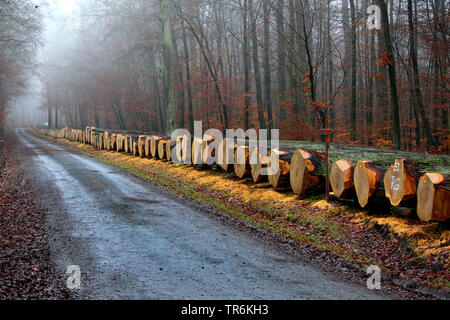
top-left (1, 0), bottom-right (448, 153)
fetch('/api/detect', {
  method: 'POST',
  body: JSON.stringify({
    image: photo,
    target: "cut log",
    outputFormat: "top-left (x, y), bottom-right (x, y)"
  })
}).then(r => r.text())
top-left (85, 127), bottom-right (90, 144)
top-left (90, 127), bottom-right (96, 146)
top-left (250, 147), bottom-right (269, 183)
top-left (145, 136), bottom-right (151, 158)
top-left (201, 135), bottom-right (216, 165)
top-left (138, 135), bottom-right (147, 158)
top-left (132, 140), bottom-right (138, 156)
top-left (104, 131), bottom-right (110, 151)
top-left (96, 133), bottom-right (104, 150)
top-left (124, 135), bottom-right (131, 153)
top-left (268, 149), bottom-right (293, 188)
top-left (353, 160), bottom-right (384, 208)
top-left (191, 137), bottom-right (203, 165)
top-left (330, 159), bottom-right (355, 198)
top-left (172, 136), bottom-right (185, 163)
top-left (158, 139), bottom-right (169, 160)
top-left (417, 173), bottom-right (450, 222)
top-left (110, 134), bottom-right (117, 151)
top-left (165, 140), bottom-right (176, 162)
top-left (218, 138), bottom-right (236, 172)
top-left (234, 146), bottom-right (251, 179)
top-left (100, 133), bottom-right (105, 150)
top-left (150, 136), bottom-right (163, 158)
top-left (181, 135), bottom-right (192, 163)
top-left (289, 149), bottom-right (325, 195)
top-left (116, 133), bottom-right (125, 152)
top-left (384, 159), bottom-right (418, 206)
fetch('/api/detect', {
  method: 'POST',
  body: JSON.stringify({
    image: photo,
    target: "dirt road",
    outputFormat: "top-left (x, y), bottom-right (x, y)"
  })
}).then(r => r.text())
top-left (15, 129), bottom-right (383, 299)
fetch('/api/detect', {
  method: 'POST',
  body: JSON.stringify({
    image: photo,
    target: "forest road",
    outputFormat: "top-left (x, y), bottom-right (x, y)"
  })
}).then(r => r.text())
top-left (15, 128), bottom-right (384, 299)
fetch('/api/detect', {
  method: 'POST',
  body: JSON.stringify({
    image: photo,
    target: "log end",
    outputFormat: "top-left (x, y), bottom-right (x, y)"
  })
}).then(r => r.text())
top-left (417, 173), bottom-right (449, 222)
top-left (330, 159), bottom-right (354, 198)
top-left (384, 159), bottom-right (417, 206)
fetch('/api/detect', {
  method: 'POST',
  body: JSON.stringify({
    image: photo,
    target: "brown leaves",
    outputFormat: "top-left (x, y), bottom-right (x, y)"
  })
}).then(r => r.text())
top-left (0, 147), bottom-right (70, 300)
top-left (379, 50), bottom-right (394, 67)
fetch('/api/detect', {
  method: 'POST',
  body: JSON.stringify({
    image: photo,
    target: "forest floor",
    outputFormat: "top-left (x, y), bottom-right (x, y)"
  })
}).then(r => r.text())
top-left (0, 134), bottom-right (70, 299)
top-left (36, 131), bottom-right (450, 298)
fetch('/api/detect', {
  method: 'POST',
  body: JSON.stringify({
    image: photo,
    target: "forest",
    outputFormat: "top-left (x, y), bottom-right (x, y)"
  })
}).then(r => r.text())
top-left (0, 0), bottom-right (449, 153)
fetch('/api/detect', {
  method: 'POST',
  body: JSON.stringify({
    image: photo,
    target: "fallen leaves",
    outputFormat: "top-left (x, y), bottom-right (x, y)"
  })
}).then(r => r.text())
top-left (0, 141), bottom-right (70, 300)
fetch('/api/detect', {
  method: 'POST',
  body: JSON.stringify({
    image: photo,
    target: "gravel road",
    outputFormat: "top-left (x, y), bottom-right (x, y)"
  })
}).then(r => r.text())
top-left (15, 129), bottom-right (384, 299)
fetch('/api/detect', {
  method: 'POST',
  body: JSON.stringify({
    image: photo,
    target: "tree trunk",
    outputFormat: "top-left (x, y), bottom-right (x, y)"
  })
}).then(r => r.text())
top-left (263, 0), bottom-right (274, 130)
top-left (181, 21), bottom-right (194, 133)
top-left (377, 0), bottom-right (401, 149)
top-left (249, 0), bottom-right (266, 129)
top-left (276, 0), bottom-right (287, 122)
top-left (407, 0), bottom-right (434, 150)
top-left (349, 0), bottom-right (357, 141)
top-left (160, 0), bottom-right (176, 135)
top-left (242, 0), bottom-right (251, 130)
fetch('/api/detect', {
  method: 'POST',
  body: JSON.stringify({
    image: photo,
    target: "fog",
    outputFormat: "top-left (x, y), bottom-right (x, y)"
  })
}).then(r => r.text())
top-left (2, 0), bottom-right (447, 152)
top-left (6, 0), bottom-right (79, 128)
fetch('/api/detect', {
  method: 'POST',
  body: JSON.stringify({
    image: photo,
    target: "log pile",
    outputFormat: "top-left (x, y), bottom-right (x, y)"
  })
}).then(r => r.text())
top-left (40, 127), bottom-right (450, 222)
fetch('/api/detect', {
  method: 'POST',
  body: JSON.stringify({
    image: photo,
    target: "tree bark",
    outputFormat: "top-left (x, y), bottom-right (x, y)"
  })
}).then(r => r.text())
top-left (377, 0), bottom-right (401, 149)
top-left (249, 0), bottom-right (266, 129)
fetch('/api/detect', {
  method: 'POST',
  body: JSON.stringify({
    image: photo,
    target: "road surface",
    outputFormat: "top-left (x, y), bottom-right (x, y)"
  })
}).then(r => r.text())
top-left (15, 129), bottom-right (383, 299)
